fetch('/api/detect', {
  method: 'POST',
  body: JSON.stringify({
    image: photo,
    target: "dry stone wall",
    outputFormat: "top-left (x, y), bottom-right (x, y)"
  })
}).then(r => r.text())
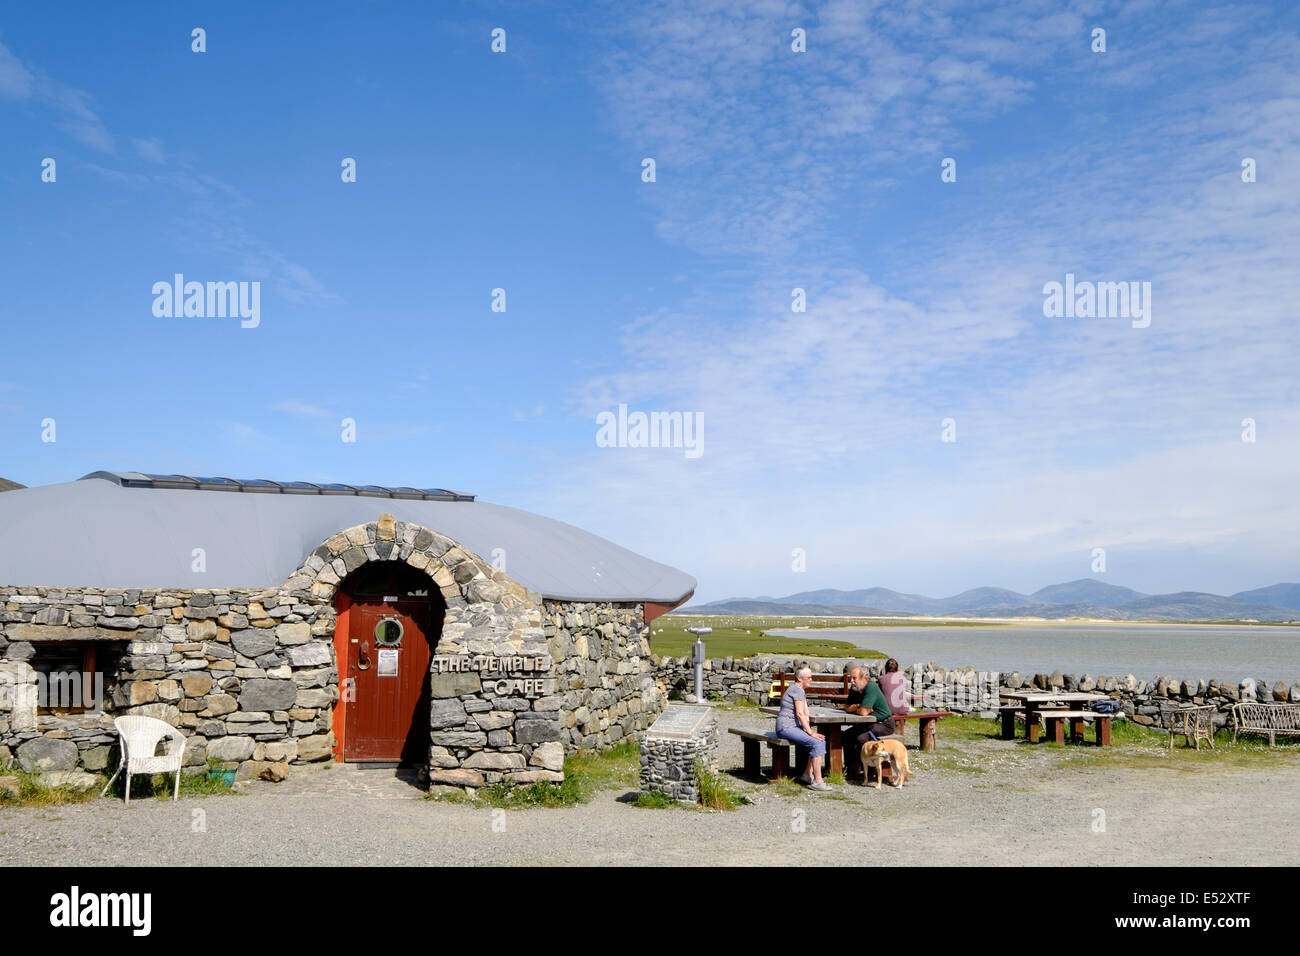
top-left (0, 518), bottom-right (651, 790)
top-left (0, 584), bottom-right (338, 779)
top-left (655, 654), bottom-right (1300, 730)
top-left (544, 601), bottom-right (664, 752)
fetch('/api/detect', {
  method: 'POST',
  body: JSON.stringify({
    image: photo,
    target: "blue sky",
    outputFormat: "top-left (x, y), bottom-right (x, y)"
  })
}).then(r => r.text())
top-left (2, 1), bottom-right (1297, 603)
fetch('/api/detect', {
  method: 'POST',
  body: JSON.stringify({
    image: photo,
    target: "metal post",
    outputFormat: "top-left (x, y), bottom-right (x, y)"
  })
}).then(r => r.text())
top-left (686, 626), bottom-right (711, 702)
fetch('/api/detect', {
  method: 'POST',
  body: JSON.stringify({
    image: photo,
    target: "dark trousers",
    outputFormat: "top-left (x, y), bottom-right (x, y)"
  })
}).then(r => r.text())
top-left (843, 718), bottom-right (896, 772)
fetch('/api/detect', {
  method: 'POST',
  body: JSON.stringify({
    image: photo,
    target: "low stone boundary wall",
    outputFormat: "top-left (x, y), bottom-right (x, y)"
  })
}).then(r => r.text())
top-left (655, 655), bottom-right (1300, 730)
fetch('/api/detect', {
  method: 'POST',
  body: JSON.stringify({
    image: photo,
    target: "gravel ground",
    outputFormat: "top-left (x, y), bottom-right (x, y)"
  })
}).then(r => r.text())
top-left (3, 709), bottom-right (1296, 866)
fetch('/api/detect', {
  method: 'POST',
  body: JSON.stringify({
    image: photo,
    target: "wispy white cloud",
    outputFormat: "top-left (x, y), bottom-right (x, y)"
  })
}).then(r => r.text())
top-left (46, 84), bottom-right (112, 151)
top-left (274, 400), bottom-right (335, 420)
top-left (1, 39), bottom-right (335, 308)
top-left (586, 0), bottom-right (1059, 259)
top-left (222, 420), bottom-right (275, 447)
top-left (523, 1), bottom-right (1300, 598)
top-left (132, 137), bottom-right (166, 164)
top-left (0, 40), bottom-right (112, 151)
top-left (512, 405), bottom-right (546, 422)
top-left (0, 39), bottom-right (34, 98)
top-left (82, 162), bottom-right (153, 187)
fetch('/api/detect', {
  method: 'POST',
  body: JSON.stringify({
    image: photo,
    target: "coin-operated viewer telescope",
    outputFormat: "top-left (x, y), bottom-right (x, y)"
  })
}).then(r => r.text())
top-left (685, 626), bottom-right (711, 701)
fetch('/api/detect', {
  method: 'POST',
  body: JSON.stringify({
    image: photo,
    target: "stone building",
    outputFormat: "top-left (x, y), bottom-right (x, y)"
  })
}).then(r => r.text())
top-left (0, 472), bottom-right (694, 789)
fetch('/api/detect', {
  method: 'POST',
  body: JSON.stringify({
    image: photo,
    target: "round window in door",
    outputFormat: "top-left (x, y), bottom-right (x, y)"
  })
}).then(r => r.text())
top-left (374, 617), bottom-right (403, 647)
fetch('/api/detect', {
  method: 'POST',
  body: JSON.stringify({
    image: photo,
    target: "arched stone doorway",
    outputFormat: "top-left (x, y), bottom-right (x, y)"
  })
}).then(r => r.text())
top-left (288, 513), bottom-right (559, 787)
top-left (334, 562), bottom-right (446, 763)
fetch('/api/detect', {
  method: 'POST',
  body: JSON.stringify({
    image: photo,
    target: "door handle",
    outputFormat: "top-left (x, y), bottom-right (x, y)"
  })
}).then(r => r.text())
top-left (357, 640), bottom-right (370, 670)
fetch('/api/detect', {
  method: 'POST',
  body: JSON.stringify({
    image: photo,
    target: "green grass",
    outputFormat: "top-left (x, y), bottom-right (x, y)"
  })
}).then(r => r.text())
top-left (650, 612), bottom-right (1002, 658)
top-left (425, 740), bottom-right (756, 812)
top-left (921, 753), bottom-right (989, 774)
top-left (478, 777), bottom-right (586, 808)
top-left (633, 790), bottom-right (677, 809)
top-left (180, 766), bottom-right (240, 797)
top-left (101, 761), bottom-right (238, 801)
top-left (694, 758), bottom-right (751, 810)
top-left (939, 713), bottom-right (1300, 773)
top-left (1073, 721), bottom-right (1300, 771)
top-left (0, 757), bottom-right (239, 808)
top-left (632, 766), bottom-right (753, 811)
top-left (650, 615), bottom-right (884, 658)
top-left (562, 738), bottom-right (641, 791)
top-left (0, 768), bottom-right (100, 807)
top-left (715, 698), bottom-right (761, 711)
top-left (933, 715), bottom-right (1006, 742)
top-left (765, 777), bottom-right (808, 797)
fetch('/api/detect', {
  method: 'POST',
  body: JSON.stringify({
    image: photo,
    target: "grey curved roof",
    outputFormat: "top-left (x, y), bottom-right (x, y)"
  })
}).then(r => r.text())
top-left (0, 475), bottom-right (696, 603)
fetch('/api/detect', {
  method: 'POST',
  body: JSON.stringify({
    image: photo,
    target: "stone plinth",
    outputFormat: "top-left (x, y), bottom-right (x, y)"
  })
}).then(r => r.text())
top-left (639, 703), bottom-right (717, 804)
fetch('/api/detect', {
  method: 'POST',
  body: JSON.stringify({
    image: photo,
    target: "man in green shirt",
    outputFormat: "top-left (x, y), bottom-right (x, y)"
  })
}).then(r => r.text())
top-left (842, 666), bottom-right (898, 774)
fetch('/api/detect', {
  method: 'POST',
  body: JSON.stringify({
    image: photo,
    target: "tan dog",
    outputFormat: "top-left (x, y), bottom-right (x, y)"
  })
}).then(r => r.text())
top-left (861, 739), bottom-right (914, 789)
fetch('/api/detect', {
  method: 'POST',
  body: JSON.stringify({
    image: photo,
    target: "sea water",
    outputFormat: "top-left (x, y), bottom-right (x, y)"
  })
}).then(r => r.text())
top-left (768, 622), bottom-right (1300, 682)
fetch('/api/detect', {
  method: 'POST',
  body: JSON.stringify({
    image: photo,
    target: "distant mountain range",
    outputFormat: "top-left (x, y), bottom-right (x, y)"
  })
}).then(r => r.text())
top-left (684, 579), bottom-right (1300, 622)
top-left (0, 478), bottom-right (24, 492)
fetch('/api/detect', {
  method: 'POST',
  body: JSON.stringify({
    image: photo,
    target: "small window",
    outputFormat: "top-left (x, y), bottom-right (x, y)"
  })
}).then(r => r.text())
top-left (32, 644), bottom-right (100, 714)
top-left (374, 618), bottom-right (403, 647)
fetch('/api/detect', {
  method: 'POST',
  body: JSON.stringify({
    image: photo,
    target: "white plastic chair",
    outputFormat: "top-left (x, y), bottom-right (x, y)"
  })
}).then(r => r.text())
top-left (100, 716), bottom-right (187, 804)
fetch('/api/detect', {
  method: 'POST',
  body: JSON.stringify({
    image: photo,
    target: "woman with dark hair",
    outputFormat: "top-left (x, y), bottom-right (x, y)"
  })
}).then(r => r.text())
top-left (877, 658), bottom-right (911, 716)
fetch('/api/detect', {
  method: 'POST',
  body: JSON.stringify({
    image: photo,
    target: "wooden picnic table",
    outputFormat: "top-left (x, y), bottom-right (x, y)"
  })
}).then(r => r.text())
top-left (1001, 691), bottom-right (1113, 745)
top-left (759, 704), bottom-right (952, 776)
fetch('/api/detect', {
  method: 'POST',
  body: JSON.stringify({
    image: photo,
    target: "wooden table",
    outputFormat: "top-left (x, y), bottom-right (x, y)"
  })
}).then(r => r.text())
top-left (759, 705), bottom-right (951, 775)
top-left (897, 711), bottom-right (954, 751)
top-left (760, 705), bottom-right (870, 776)
top-left (1002, 691), bottom-right (1111, 744)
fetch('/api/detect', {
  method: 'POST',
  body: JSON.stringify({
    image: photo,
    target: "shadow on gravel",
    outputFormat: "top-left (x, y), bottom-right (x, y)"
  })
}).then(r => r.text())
top-left (383, 767), bottom-right (428, 791)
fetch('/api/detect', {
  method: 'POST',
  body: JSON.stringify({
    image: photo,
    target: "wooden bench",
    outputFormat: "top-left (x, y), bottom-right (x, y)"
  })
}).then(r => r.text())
top-left (1003, 707), bottom-right (1066, 743)
top-left (1231, 702), bottom-right (1300, 745)
top-left (730, 727), bottom-right (911, 783)
top-left (1000, 706), bottom-right (1113, 745)
top-left (1040, 710), bottom-right (1113, 746)
top-left (770, 671), bottom-right (849, 705)
top-left (729, 727), bottom-right (797, 779)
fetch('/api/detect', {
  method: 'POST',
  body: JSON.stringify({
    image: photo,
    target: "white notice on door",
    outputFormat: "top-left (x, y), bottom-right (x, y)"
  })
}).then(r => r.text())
top-left (377, 648), bottom-right (399, 677)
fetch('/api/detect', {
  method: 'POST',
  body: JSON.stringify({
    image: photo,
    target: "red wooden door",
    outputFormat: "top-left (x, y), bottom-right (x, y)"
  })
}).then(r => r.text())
top-left (343, 595), bottom-right (433, 762)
